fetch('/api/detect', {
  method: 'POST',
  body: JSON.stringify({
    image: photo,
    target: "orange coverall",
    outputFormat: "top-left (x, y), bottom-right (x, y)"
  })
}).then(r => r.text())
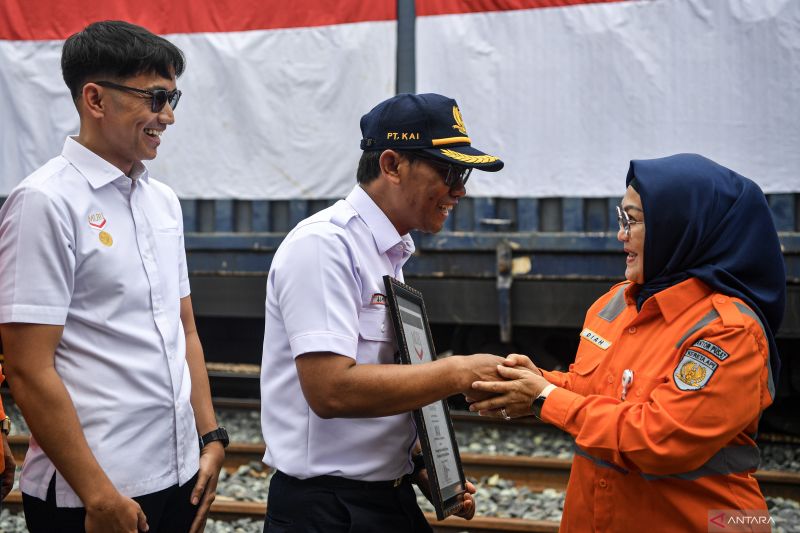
top-left (540, 277), bottom-right (773, 532)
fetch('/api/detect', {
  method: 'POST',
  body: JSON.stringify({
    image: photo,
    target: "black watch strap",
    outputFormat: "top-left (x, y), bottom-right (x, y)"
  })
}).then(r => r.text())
top-left (531, 395), bottom-right (547, 419)
top-left (199, 427), bottom-right (229, 449)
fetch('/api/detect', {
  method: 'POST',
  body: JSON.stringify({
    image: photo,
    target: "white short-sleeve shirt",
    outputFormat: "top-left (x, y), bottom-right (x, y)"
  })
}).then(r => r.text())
top-left (0, 137), bottom-right (199, 507)
top-left (261, 185), bottom-right (417, 481)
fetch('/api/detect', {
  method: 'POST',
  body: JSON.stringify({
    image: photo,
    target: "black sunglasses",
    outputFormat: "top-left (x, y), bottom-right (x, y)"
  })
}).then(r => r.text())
top-left (93, 81), bottom-right (181, 113)
top-left (405, 153), bottom-right (472, 188)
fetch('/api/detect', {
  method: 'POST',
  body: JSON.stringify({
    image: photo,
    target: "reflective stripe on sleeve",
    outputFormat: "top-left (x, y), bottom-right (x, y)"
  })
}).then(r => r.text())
top-left (674, 309), bottom-right (720, 349)
top-left (574, 444), bottom-right (760, 481)
top-left (674, 302), bottom-right (774, 401)
top-left (574, 445), bottom-right (629, 474)
top-left (598, 285), bottom-right (628, 322)
top-left (733, 302), bottom-right (775, 401)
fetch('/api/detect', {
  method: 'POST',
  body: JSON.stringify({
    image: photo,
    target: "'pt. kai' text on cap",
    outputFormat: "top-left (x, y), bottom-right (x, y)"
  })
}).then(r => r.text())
top-left (359, 93), bottom-right (503, 172)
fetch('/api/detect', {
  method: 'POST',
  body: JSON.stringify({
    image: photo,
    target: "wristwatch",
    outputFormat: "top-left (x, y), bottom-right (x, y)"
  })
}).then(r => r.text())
top-left (531, 395), bottom-right (547, 420)
top-left (0, 416), bottom-right (10, 435)
top-left (199, 427), bottom-right (229, 449)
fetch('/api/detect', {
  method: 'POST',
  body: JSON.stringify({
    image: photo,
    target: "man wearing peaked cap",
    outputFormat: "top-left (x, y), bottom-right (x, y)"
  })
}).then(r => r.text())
top-left (260, 93), bottom-right (504, 531)
top-left (360, 92), bottom-right (504, 172)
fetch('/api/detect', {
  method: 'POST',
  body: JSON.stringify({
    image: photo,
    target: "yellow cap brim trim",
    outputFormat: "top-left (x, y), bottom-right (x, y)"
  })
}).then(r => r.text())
top-left (439, 148), bottom-right (499, 164)
top-left (432, 136), bottom-right (471, 146)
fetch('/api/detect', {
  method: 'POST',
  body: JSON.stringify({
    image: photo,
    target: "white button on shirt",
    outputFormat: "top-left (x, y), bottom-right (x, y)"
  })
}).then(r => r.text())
top-left (261, 185), bottom-right (417, 481)
top-left (0, 137), bottom-right (199, 507)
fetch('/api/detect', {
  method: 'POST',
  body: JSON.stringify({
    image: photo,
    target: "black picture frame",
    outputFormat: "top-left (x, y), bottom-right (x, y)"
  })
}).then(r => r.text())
top-left (383, 275), bottom-right (467, 521)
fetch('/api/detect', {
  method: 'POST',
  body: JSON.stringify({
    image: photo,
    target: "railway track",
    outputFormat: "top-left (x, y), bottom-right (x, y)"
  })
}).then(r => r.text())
top-left (5, 396), bottom-right (799, 532)
top-left (0, 491), bottom-right (554, 533)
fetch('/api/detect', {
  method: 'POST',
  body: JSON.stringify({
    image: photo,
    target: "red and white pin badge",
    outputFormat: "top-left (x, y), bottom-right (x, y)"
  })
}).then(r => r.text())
top-left (88, 212), bottom-right (107, 229)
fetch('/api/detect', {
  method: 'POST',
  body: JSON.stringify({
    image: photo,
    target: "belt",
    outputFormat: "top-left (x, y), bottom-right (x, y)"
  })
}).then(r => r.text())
top-left (275, 470), bottom-right (411, 490)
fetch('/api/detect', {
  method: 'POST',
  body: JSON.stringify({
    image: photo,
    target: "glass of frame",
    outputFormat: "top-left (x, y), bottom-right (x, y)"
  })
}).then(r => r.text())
top-left (383, 275), bottom-right (467, 521)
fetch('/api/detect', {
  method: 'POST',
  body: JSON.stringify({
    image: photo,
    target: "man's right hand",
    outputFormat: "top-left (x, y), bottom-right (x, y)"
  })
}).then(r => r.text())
top-left (85, 492), bottom-right (148, 533)
top-left (456, 354), bottom-right (506, 400)
top-left (502, 353), bottom-right (543, 375)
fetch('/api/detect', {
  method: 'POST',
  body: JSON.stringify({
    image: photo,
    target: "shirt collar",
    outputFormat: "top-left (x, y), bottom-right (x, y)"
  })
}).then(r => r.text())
top-left (62, 136), bottom-right (149, 189)
top-left (345, 185), bottom-right (415, 257)
top-left (625, 277), bottom-right (712, 322)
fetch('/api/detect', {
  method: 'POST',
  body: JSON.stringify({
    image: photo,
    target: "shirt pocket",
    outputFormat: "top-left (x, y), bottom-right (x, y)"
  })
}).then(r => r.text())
top-left (153, 225), bottom-right (180, 235)
top-left (358, 307), bottom-right (392, 342)
top-left (570, 349), bottom-right (603, 377)
top-left (625, 373), bottom-right (668, 402)
top-left (356, 307), bottom-right (394, 364)
top-left (568, 346), bottom-right (604, 396)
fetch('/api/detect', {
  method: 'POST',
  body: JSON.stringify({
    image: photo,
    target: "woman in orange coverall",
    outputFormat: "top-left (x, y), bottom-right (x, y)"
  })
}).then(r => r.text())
top-left (470, 153), bottom-right (786, 532)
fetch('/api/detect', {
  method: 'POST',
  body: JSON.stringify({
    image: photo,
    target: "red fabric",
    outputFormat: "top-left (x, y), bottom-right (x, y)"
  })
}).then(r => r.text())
top-left (0, 0), bottom-right (396, 41)
top-left (541, 278), bottom-right (771, 532)
top-left (416, 0), bottom-right (628, 17)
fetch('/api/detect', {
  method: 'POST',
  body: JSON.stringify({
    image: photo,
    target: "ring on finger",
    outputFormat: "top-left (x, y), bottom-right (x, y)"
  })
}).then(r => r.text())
top-left (500, 407), bottom-right (511, 421)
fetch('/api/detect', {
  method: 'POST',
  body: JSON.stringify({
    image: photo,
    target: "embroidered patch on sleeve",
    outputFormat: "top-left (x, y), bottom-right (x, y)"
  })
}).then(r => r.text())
top-left (580, 328), bottom-right (612, 350)
top-left (691, 339), bottom-right (729, 361)
top-left (674, 349), bottom-right (719, 391)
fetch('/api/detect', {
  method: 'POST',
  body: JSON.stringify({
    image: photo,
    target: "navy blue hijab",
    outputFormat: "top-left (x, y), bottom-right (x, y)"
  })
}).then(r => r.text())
top-left (627, 153), bottom-right (785, 382)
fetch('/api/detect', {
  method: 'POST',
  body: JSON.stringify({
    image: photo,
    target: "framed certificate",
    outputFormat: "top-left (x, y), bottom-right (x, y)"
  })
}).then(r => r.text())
top-left (383, 275), bottom-right (467, 521)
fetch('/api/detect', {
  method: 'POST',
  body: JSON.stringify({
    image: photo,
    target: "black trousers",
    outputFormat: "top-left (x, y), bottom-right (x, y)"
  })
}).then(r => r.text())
top-left (264, 470), bottom-right (433, 533)
top-left (22, 472), bottom-right (199, 533)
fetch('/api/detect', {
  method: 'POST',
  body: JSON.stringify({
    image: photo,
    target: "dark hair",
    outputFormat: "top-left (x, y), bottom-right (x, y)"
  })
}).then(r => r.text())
top-left (357, 150), bottom-right (429, 185)
top-left (62, 20), bottom-right (185, 101)
top-left (356, 150), bottom-right (382, 185)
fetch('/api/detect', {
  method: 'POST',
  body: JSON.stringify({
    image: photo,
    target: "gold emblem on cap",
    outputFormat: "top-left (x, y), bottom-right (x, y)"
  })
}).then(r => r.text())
top-left (440, 149), bottom-right (498, 164)
top-left (452, 106), bottom-right (468, 135)
top-left (99, 231), bottom-right (113, 247)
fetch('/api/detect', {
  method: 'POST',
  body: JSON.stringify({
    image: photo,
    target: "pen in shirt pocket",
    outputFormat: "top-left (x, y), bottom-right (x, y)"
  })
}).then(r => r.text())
top-left (621, 369), bottom-right (634, 401)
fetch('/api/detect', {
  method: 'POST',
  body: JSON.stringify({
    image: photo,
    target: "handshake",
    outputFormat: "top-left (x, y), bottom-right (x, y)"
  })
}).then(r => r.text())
top-left (459, 353), bottom-right (553, 420)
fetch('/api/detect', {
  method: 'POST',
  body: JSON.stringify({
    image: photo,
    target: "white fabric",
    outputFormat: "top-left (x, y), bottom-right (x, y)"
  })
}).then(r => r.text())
top-left (0, 137), bottom-right (199, 506)
top-left (261, 185), bottom-right (417, 481)
top-left (0, 22), bottom-right (396, 199)
top-left (3, 2), bottom-right (795, 199)
top-left (417, 0), bottom-right (800, 197)
top-left (540, 383), bottom-right (557, 399)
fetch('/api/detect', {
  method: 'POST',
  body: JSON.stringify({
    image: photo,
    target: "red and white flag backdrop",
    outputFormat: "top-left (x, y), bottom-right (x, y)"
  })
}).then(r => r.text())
top-left (1, 0), bottom-right (798, 198)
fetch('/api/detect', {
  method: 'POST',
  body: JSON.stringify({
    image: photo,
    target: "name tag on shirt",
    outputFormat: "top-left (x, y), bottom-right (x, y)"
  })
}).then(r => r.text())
top-left (580, 328), bottom-right (612, 350)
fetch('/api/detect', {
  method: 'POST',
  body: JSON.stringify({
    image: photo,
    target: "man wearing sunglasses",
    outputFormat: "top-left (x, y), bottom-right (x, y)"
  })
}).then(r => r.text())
top-left (260, 93), bottom-right (505, 532)
top-left (0, 20), bottom-right (222, 533)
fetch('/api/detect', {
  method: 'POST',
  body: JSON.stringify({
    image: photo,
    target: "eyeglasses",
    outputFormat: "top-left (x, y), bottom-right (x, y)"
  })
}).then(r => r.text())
top-left (407, 154), bottom-right (472, 188)
top-left (616, 205), bottom-right (644, 236)
top-left (93, 81), bottom-right (182, 113)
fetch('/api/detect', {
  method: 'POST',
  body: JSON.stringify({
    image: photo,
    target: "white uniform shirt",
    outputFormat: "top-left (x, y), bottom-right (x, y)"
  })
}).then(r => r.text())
top-left (261, 185), bottom-right (417, 481)
top-left (0, 137), bottom-right (199, 506)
